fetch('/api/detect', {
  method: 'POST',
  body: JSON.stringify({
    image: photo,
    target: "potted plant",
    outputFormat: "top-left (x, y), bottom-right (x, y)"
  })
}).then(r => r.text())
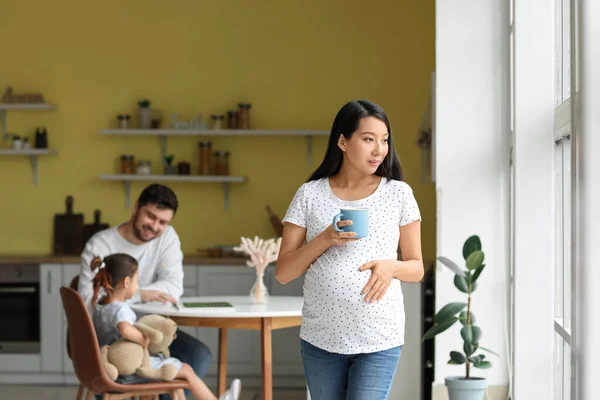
top-left (163, 154), bottom-right (176, 175)
top-left (422, 235), bottom-right (498, 400)
top-left (137, 99), bottom-right (152, 129)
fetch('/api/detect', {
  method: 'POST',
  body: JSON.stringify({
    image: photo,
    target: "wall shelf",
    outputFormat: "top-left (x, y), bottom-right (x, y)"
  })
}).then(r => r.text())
top-left (0, 103), bottom-right (56, 110)
top-left (0, 103), bottom-right (57, 140)
top-left (99, 128), bottom-right (329, 166)
top-left (99, 174), bottom-right (246, 209)
top-left (0, 148), bottom-right (57, 184)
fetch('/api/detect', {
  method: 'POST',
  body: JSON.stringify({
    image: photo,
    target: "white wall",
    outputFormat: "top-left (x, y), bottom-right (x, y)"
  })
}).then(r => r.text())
top-left (512, 0), bottom-right (555, 398)
top-left (435, 0), bottom-right (510, 387)
top-left (389, 282), bottom-right (422, 400)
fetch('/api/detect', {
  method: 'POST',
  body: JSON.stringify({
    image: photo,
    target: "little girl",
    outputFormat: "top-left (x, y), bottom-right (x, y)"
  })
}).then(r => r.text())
top-left (90, 253), bottom-right (241, 400)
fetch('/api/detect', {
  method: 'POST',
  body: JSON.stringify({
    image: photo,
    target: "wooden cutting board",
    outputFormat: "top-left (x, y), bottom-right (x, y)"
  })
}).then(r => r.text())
top-left (53, 195), bottom-right (84, 255)
top-left (83, 209), bottom-right (109, 245)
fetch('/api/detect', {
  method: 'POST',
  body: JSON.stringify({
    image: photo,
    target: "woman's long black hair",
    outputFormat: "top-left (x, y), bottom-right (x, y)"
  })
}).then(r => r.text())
top-left (307, 100), bottom-right (403, 182)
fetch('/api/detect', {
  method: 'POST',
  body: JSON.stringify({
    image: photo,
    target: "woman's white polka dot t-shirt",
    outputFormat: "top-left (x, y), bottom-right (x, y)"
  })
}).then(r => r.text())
top-left (282, 177), bottom-right (421, 354)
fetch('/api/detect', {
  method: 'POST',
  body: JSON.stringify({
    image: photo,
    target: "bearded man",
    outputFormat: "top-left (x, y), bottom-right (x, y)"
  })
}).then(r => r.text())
top-left (77, 183), bottom-right (212, 391)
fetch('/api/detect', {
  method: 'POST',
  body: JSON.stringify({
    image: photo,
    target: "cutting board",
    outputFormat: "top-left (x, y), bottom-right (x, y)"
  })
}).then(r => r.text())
top-left (83, 209), bottom-right (109, 245)
top-left (53, 195), bottom-right (84, 255)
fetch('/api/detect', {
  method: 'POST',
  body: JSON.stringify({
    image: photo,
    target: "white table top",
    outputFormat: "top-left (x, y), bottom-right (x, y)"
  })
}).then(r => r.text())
top-left (130, 295), bottom-right (303, 318)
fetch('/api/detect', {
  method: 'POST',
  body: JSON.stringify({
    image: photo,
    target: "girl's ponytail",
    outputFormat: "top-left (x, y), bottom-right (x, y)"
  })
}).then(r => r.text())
top-left (91, 256), bottom-right (114, 309)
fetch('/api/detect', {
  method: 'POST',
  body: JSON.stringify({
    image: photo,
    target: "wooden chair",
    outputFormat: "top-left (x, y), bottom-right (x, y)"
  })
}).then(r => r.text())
top-left (60, 286), bottom-right (189, 400)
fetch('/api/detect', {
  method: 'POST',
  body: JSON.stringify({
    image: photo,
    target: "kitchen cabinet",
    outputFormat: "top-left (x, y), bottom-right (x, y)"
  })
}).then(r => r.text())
top-left (40, 264), bottom-right (63, 372)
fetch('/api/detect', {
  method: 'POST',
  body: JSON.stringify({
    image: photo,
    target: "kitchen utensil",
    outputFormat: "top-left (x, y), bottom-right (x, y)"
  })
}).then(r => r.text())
top-left (53, 195), bottom-right (84, 255)
top-left (83, 209), bottom-right (109, 245)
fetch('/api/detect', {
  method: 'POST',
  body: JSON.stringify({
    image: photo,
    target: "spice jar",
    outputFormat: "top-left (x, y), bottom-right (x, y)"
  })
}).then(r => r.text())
top-left (117, 114), bottom-right (131, 129)
top-left (237, 103), bottom-right (251, 129)
top-left (214, 151), bottom-right (230, 175)
top-left (136, 160), bottom-right (152, 175)
top-left (211, 114), bottom-right (225, 130)
top-left (227, 110), bottom-right (237, 129)
top-left (198, 141), bottom-right (213, 175)
top-left (177, 161), bottom-right (191, 175)
top-left (12, 135), bottom-right (22, 149)
top-left (120, 155), bottom-right (135, 174)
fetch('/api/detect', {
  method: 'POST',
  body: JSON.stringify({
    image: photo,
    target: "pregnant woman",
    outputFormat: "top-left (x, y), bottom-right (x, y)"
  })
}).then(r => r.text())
top-left (276, 100), bottom-right (423, 400)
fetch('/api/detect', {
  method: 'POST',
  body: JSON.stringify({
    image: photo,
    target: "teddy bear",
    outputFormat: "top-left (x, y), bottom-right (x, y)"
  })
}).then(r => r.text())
top-left (100, 314), bottom-right (179, 381)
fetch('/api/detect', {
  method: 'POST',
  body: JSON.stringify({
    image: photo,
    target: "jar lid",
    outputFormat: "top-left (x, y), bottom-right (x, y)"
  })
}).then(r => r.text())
top-left (199, 141), bottom-right (212, 147)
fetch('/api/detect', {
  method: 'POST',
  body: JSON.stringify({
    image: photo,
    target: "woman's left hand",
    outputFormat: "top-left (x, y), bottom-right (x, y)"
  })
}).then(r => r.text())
top-left (359, 260), bottom-right (398, 303)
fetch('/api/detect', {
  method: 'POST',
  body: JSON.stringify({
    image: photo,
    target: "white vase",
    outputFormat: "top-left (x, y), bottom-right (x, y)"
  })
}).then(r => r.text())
top-left (250, 272), bottom-right (269, 304)
top-left (138, 107), bottom-right (152, 129)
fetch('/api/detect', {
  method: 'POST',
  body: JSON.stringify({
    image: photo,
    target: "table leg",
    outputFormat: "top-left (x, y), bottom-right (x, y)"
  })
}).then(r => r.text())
top-left (261, 318), bottom-right (273, 400)
top-left (218, 327), bottom-right (228, 396)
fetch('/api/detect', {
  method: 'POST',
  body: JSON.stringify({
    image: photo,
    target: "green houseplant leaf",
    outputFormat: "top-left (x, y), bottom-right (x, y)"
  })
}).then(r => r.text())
top-left (463, 235), bottom-right (482, 259)
top-left (449, 351), bottom-right (466, 364)
top-left (479, 346), bottom-right (499, 357)
top-left (437, 256), bottom-right (466, 277)
top-left (466, 250), bottom-right (485, 270)
top-left (459, 311), bottom-right (476, 325)
top-left (471, 264), bottom-right (486, 283)
top-left (435, 302), bottom-right (467, 324)
top-left (454, 274), bottom-right (469, 293)
top-left (471, 326), bottom-right (482, 344)
top-left (422, 317), bottom-right (458, 341)
top-left (461, 325), bottom-right (473, 344)
top-left (473, 361), bottom-right (492, 369)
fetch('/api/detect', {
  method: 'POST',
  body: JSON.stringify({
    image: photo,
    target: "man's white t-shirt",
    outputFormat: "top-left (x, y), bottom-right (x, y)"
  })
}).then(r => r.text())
top-left (78, 225), bottom-right (184, 310)
top-left (283, 177), bottom-right (421, 354)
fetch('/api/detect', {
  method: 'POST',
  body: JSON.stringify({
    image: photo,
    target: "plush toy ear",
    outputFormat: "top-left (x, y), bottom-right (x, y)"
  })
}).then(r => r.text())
top-left (135, 322), bottom-right (163, 344)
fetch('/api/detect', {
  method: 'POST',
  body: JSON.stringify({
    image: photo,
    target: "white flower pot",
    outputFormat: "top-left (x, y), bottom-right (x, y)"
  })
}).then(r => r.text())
top-left (445, 376), bottom-right (488, 400)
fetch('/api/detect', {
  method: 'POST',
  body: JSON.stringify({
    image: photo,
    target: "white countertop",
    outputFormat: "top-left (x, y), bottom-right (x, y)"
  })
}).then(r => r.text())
top-left (130, 295), bottom-right (304, 318)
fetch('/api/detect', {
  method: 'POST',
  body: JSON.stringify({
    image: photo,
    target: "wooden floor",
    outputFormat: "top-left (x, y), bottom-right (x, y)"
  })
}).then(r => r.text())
top-left (0, 384), bottom-right (308, 400)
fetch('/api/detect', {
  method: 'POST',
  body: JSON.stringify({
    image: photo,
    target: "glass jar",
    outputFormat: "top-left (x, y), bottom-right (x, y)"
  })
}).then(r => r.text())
top-left (198, 141), bottom-right (212, 175)
top-left (227, 110), bottom-right (237, 129)
top-left (237, 103), bottom-right (251, 129)
top-left (120, 155), bottom-right (135, 174)
top-left (177, 161), bottom-right (191, 175)
top-left (211, 114), bottom-right (225, 130)
top-left (117, 114), bottom-right (131, 129)
top-left (12, 135), bottom-right (22, 149)
top-left (136, 160), bottom-right (151, 175)
top-left (214, 151), bottom-right (230, 175)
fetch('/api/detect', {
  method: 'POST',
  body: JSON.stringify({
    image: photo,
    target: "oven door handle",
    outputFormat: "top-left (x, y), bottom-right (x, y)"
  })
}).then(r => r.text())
top-left (0, 287), bottom-right (37, 293)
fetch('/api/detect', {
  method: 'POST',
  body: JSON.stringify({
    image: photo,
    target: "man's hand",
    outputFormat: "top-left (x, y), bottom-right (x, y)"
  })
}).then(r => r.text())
top-left (139, 289), bottom-right (176, 304)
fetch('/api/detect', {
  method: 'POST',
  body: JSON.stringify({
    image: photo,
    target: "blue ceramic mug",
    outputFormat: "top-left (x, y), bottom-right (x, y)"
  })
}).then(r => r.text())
top-left (332, 207), bottom-right (369, 238)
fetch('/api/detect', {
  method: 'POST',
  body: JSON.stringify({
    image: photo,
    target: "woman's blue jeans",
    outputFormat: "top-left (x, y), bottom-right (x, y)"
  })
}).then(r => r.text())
top-left (301, 339), bottom-right (402, 400)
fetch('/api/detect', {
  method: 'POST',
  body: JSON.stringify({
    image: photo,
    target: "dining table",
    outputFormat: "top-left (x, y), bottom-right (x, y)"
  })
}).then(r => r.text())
top-left (130, 295), bottom-right (306, 400)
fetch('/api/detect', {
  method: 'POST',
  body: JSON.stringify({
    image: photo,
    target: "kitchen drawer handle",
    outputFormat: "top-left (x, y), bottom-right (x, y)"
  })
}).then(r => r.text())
top-left (0, 287), bottom-right (36, 293)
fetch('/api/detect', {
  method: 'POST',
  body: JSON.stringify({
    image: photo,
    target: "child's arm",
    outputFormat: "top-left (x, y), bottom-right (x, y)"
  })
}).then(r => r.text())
top-left (117, 322), bottom-right (150, 348)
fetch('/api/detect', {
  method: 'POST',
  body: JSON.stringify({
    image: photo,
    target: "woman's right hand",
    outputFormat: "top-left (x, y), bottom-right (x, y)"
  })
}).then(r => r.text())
top-left (321, 220), bottom-right (360, 247)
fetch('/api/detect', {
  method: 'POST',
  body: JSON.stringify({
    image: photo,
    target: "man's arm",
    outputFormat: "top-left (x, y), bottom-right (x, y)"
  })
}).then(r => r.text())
top-left (130, 228), bottom-right (184, 304)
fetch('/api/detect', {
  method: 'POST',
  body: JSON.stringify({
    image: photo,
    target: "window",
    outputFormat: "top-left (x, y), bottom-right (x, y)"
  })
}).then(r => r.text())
top-left (553, 0), bottom-right (578, 398)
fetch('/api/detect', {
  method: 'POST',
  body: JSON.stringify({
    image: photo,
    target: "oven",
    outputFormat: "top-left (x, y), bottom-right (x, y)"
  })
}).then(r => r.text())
top-left (0, 265), bottom-right (40, 354)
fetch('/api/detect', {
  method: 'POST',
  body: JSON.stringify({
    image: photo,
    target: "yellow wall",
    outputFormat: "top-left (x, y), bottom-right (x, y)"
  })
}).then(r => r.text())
top-left (0, 1), bottom-right (435, 260)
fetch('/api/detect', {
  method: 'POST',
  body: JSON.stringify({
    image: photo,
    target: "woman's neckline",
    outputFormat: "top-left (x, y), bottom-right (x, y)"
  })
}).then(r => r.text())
top-left (325, 175), bottom-right (385, 203)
